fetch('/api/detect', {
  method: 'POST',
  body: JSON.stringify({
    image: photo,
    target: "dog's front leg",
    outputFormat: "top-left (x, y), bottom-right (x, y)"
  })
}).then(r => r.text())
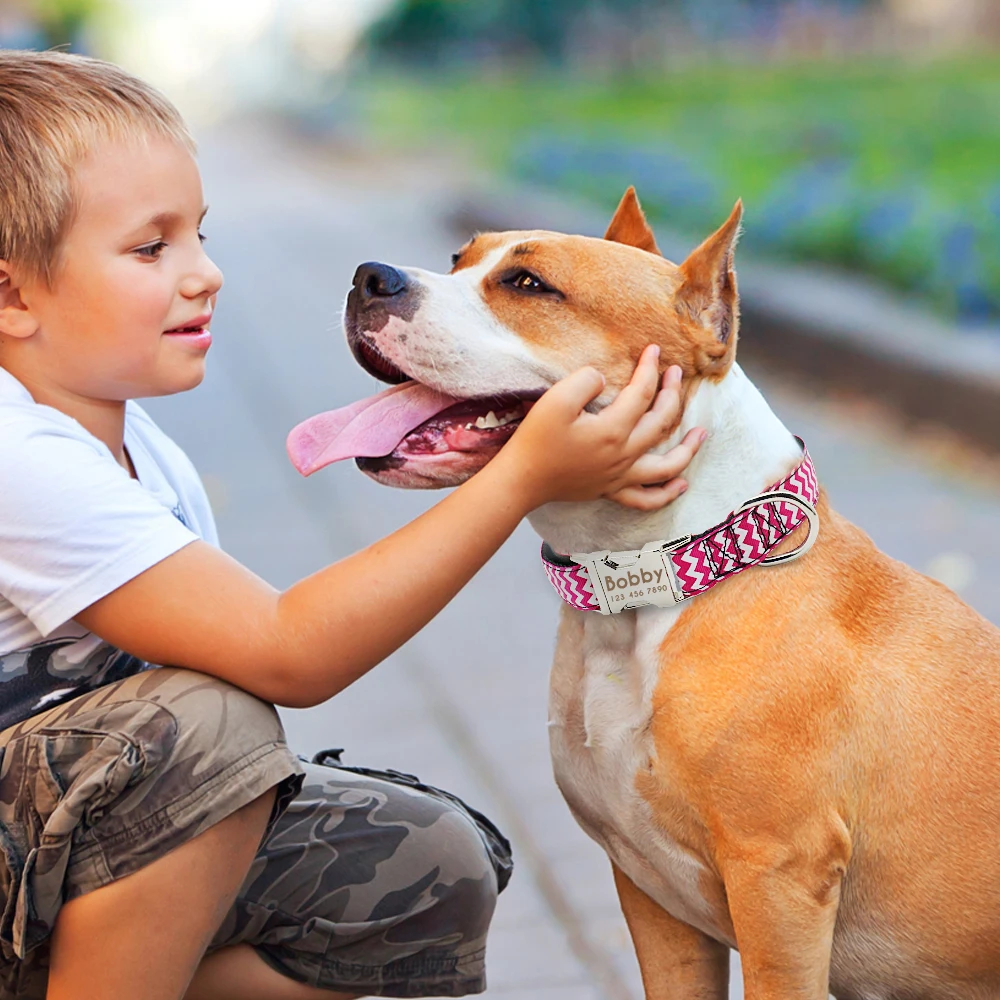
top-left (721, 836), bottom-right (847, 1000)
top-left (613, 864), bottom-right (729, 1000)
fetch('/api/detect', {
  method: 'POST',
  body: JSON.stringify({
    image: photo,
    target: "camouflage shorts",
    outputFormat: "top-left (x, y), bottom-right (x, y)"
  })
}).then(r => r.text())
top-left (0, 667), bottom-right (511, 998)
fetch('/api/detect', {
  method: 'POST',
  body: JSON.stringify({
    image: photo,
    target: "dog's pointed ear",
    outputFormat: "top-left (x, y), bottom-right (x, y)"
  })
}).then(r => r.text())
top-left (604, 187), bottom-right (661, 255)
top-left (677, 200), bottom-right (743, 345)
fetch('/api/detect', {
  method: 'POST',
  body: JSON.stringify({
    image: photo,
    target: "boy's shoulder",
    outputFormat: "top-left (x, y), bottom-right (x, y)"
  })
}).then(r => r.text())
top-left (0, 367), bottom-right (198, 491)
top-left (0, 366), bottom-right (100, 446)
top-left (0, 364), bottom-right (218, 545)
top-left (0, 366), bottom-right (169, 453)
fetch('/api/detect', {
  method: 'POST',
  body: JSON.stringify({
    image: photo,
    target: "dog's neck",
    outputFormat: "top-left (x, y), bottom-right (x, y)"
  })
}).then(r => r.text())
top-left (527, 363), bottom-right (804, 555)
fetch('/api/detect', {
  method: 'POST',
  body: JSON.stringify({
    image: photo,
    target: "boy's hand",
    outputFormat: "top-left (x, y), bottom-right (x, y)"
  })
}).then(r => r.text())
top-left (498, 345), bottom-right (706, 512)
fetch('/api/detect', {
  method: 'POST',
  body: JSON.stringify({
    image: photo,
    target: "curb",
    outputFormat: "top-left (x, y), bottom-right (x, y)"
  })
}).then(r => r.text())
top-left (449, 187), bottom-right (1000, 454)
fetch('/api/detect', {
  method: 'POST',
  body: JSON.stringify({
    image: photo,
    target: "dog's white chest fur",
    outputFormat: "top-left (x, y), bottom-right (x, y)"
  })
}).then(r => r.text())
top-left (548, 607), bottom-right (726, 939)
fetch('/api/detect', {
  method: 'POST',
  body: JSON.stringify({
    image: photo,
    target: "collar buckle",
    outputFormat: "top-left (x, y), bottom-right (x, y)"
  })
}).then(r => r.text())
top-left (571, 536), bottom-right (693, 615)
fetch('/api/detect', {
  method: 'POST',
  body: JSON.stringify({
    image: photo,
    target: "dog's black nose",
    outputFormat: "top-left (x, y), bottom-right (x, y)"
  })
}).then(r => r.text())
top-left (353, 262), bottom-right (408, 300)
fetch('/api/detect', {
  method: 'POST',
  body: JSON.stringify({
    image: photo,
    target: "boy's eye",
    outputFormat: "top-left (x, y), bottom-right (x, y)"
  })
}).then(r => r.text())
top-left (134, 240), bottom-right (167, 259)
top-left (132, 231), bottom-right (205, 259)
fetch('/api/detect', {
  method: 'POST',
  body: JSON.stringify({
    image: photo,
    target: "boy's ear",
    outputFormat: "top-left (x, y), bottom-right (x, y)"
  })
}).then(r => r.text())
top-left (676, 200), bottom-right (743, 345)
top-left (604, 187), bottom-right (662, 256)
top-left (0, 263), bottom-right (40, 340)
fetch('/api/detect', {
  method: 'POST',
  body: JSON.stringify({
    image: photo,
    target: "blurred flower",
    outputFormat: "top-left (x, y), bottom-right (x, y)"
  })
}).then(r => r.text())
top-left (511, 133), bottom-right (999, 322)
top-left (513, 136), bottom-right (716, 226)
top-left (754, 160), bottom-right (854, 245)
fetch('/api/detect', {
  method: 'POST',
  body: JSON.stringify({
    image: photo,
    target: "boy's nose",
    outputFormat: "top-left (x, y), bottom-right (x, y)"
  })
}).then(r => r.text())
top-left (181, 255), bottom-right (224, 299)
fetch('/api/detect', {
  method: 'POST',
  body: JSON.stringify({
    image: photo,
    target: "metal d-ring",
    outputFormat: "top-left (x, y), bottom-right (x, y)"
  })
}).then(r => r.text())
top-left (736, 490), bottom-right (819, 566)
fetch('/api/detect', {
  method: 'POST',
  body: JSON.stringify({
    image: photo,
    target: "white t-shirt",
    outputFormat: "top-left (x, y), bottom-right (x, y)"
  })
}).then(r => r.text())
top-left (0, 366), bottom-right (218, 730)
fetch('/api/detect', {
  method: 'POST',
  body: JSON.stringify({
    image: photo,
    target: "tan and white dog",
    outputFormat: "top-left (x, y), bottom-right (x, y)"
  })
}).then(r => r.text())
top-left (288, 189), bottom-right (1000, 1000)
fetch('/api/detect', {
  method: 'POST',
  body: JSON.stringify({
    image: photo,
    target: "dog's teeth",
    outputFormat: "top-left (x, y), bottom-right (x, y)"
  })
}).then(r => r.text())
top-left (465, 423), bottom-right (474, 430)
top-left (471, 409), bottom-right (521, 431)
top-left (475, 411), bottom-right (501, 430)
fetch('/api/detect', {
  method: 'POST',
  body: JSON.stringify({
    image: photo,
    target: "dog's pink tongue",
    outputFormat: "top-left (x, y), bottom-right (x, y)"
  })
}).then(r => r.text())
top-left (286, 382), bottom-right (461, 476)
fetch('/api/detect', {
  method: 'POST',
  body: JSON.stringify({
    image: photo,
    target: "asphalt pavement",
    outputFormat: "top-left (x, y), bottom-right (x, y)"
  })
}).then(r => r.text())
top-left (142, 122), bottom-right (1000, 1000)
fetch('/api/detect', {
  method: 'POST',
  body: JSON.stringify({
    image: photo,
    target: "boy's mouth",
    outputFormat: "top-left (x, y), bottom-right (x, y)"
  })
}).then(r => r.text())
top-left (286, 337), bottom-right (540, 485)
top-left (164, 312), bottom-right (212, 336)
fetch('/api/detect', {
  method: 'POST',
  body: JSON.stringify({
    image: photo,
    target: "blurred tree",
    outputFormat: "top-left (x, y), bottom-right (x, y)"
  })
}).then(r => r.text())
top-left (367, 0), bottom-right (877, 66)
top-left (368, 0), bottom-right (662, 66)
top-left (26, 0), bottom-right (108, 47)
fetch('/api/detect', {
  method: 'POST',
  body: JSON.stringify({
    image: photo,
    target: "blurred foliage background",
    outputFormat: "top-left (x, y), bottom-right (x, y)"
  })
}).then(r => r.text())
top-left (0, 0), bottom-right (110, 47)
top-left (1, 0), bottom-right (998, 324)
top-left (358, 0), bottom-right (1000, 323)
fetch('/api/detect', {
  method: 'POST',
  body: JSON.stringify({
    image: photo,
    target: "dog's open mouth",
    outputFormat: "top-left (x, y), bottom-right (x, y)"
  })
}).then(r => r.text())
top-left (286, 343), bottom-right (538, 484)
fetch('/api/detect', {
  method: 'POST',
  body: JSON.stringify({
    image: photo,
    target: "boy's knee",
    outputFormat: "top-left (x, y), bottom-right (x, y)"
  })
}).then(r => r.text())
top-left (269, 764), bottom-right (507, 935)
top-left (403, 797), bottom-right (501, 937)
top-left (374, 779), bottom-right (505, 924)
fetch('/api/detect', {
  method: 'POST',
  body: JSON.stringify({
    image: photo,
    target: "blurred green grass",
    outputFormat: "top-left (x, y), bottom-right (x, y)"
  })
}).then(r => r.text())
top-left (357, 56), bottom-right (1000, 322)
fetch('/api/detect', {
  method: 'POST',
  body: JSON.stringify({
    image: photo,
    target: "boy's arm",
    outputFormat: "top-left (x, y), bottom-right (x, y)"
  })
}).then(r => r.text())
top-left (77, 350), bottom-right (703, 707)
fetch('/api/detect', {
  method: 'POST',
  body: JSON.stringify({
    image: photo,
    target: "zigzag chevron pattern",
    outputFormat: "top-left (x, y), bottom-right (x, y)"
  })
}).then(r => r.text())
top-left (542, 448), bottom-right (818, 612)
top-left (669, 497), bottom-right (806, 594)
top-left (542, 559), bottom-right (601, 611)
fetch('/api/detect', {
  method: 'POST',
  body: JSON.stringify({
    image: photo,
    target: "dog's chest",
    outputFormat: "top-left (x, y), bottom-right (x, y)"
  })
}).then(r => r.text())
top-left (548, 609), bottom-right (727, 939)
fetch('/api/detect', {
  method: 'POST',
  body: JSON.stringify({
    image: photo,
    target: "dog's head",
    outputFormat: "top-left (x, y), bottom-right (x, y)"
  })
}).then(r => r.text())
top-left (287, 187), bottom-right (742, 488)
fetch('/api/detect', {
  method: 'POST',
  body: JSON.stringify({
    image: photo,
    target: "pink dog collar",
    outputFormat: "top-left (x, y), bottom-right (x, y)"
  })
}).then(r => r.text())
top-left (541, 446), bottom-right (819, 615)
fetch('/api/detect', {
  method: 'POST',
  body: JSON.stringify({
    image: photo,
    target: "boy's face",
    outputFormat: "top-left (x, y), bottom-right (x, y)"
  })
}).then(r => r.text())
top-left (12, 134), bottom-right (223, 401)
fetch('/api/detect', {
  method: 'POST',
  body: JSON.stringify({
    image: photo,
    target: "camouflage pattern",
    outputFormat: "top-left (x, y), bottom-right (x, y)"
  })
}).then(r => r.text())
top-left (211, 756), bottom-right (509, 996)
top-left (0, 667), bottom-right (510, 998)
top-left (0, 666), bottom-right (303, 998)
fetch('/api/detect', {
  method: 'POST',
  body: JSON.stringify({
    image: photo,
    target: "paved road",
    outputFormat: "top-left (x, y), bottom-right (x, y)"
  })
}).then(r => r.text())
top-left (143, 123), bottom-right (1000, 1000)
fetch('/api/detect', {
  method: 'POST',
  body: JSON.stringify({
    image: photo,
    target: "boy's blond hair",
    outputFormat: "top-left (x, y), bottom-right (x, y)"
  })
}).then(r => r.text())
top-left (0, 49), bottom-right (194, 286)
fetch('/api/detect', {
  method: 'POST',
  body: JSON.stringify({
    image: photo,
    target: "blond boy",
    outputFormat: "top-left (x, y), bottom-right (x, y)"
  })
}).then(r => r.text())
top-left (0, 50), bottom-right (703, 1000)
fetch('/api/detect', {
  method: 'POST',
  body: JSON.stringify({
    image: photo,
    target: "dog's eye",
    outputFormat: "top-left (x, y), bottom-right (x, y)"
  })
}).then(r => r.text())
top-left (508, 270), bottom-right (551, 293)
top-left (450, 252), bottom-right (460, 267)
top-left (500, 268), bottom-right (562, 297)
